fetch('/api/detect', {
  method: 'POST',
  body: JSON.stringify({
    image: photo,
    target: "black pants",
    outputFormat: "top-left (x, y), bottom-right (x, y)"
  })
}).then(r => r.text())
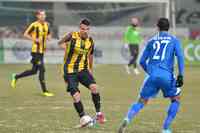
top-left (15, 53), bottom-right (47, 92)
top-left (128, 44), bottom-right (139, 68)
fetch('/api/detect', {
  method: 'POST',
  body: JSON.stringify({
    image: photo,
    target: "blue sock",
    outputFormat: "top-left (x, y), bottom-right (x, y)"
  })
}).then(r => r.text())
top-left (125, 102), bottom-right (144, 123)
top-left (163, 100), bottom-right (180, 129)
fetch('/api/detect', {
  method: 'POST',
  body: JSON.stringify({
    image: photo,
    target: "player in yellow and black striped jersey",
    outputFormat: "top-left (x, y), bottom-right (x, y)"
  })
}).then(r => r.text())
top-left (58, 19), bottom-right (106, 124)
top-left (59, 31), bottom-right (94, 74)
top-left (11, 10), bottom-right (54, 97)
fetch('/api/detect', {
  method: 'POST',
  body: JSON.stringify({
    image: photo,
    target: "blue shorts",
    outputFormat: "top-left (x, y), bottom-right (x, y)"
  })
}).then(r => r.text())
top-left (140, 73), bottom-right (181, 100)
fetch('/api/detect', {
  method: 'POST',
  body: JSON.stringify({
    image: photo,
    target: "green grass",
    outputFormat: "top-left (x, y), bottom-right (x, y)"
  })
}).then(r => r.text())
top-left (0, 64), bottom-right (200, 133)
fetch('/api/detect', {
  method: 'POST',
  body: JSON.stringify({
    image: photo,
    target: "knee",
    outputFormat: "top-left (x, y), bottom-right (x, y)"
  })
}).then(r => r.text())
top-left (168, 96), bottom-right (180, 116)
top-left (170, 96), bottom-right (180, 102)
top-left (89, 84), bottom-right (98, 94)
top-left (170, 96), bottom-right (180, 107)
top-left (72, 92), bottom-right (81, 103)
top-left (138, 98), bottom-right (149, 105)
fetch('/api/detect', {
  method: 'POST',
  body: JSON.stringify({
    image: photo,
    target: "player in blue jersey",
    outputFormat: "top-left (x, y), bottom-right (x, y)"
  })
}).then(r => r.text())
top-left (118, 18), bottom-right (184, 133)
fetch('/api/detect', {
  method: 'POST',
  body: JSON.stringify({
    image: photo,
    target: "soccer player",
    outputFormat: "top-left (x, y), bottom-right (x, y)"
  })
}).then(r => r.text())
top-left (118, 18), bottom-right (184, 133)
top-left (11, 10), bottom-right (54, 97)
top-left (58, 19), bottom-right (106, 125)
top-left (124, 17), bottom-right (142, 75)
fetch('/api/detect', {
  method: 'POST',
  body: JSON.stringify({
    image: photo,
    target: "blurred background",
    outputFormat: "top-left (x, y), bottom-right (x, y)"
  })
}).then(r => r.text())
top-left (0, 0), bottom-right (200, 133)
top-left (0, 0), bottom-right (199, 65)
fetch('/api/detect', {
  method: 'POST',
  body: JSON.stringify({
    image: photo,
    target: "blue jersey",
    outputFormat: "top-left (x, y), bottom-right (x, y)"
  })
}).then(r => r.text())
top-left (140, 31), bottom-right (184, 76)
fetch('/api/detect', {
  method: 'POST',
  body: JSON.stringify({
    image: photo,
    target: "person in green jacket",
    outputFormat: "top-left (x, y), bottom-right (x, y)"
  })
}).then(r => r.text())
top-left (124, 17), bottom-right (142, 75)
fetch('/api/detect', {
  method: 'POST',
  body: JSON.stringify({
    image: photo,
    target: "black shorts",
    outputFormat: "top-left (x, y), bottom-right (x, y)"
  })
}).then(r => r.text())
top-left (63, 68), bottom-right (96, 95)
top-left (30, 52), bottom-right (44, 66)
top-left (30, 53), bottom-right (45, 71)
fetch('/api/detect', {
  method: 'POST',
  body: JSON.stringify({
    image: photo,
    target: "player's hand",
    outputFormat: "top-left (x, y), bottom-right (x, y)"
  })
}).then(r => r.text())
top-left (176, 75), bottom-right (183, 87)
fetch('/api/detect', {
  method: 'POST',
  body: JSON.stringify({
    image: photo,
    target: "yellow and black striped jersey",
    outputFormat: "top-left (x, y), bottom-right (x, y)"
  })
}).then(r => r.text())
top-left (24, 21), bottom-right (50, 54)
top-left (63, 31), bottom-right (94, 73)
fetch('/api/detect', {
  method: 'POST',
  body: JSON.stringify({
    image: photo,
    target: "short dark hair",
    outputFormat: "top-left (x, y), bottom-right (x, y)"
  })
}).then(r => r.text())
top-left (36, 9), bottom-right (45, 15)
top-left (80, 19), bottom-right (90, 26)
top-left (157, 18), bottom-right (170, 31)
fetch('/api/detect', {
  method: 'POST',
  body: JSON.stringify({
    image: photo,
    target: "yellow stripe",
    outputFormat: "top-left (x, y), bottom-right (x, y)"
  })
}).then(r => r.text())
top-left (78, 55), bottom-right (85, 71)
top-left (67, 64), bottom-right (74, 73)
top-left (78, 38), bottom-right (93, 71)
top-left (78, 39), bottom-right (87, 71)
top-left (28, 22), bottom-right (49, 54)
top-left (67, 38), bottom-right (81, 73)
top-left (64, 32), bottom-right (94, 73)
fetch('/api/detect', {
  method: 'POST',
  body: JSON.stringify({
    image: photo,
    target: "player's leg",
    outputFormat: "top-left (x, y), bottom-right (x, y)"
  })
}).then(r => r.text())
top-left (128, 44), bottom-right (135, 67)
top-left (78, 70), bottom-right (105, 124)
top-left (64, 72), bottom-right (85, 118)
top-left (125, 98), bottom-right (147, 123)
top-left (162, 96), bottom-right (180, 133)
top-left (125, 44), bottom-right (134, 74)
top-left (132, 45), bottom-right (140, 75)
top-left (38, 64), bottom-right (54, 96)
top-left (131, 45), bottom-right (139, 68)
top-left (124, 76), bottom-right (157, 123)
top-left (162, 78), bottom-right (181, 133)
top-left (89, 83), bottom-right (106, 124)
top-left (90, 84), bottom-right (100, 112)
top-left (15, 64), bottom-right (38, 79)
top-left (118, 97), bottom-right (147, 133)
top-left (72, 91), bottom-right (85, 118)
top-left (11, 63), bottom-right (38, 89)
top-left (118, 75), bottom-right (158, 133)
top-left (15, 53), bottom-right (41, 79)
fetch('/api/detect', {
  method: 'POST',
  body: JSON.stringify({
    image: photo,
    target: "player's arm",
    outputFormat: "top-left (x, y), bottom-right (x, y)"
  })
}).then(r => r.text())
top-left (89, 54), bottom-right (93, 73)
top-left (175, 39), bottom-right (184, 87)
top-left (175, 39), bottom-right (184, 76)
top-left (139, 42), bottom-right (150, 73)
top-left (47, 23), bottom-right (52, 41)
top-left (123, 26), bottom-right (131, 44)
top-left (138, 28), bottom-right (143, 43)
top-left (89, 39), bottom-right (94, 73)
top-left (58, 33), bottom-right (72, 49)
top-left (47, 34), bottom-right (52, 41)
top-left (23, 23), bottom-right (35, 41)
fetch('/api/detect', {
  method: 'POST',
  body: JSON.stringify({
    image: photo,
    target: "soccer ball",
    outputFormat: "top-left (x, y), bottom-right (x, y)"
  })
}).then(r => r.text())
top-left (80, 115), bottom-right (94, 127)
